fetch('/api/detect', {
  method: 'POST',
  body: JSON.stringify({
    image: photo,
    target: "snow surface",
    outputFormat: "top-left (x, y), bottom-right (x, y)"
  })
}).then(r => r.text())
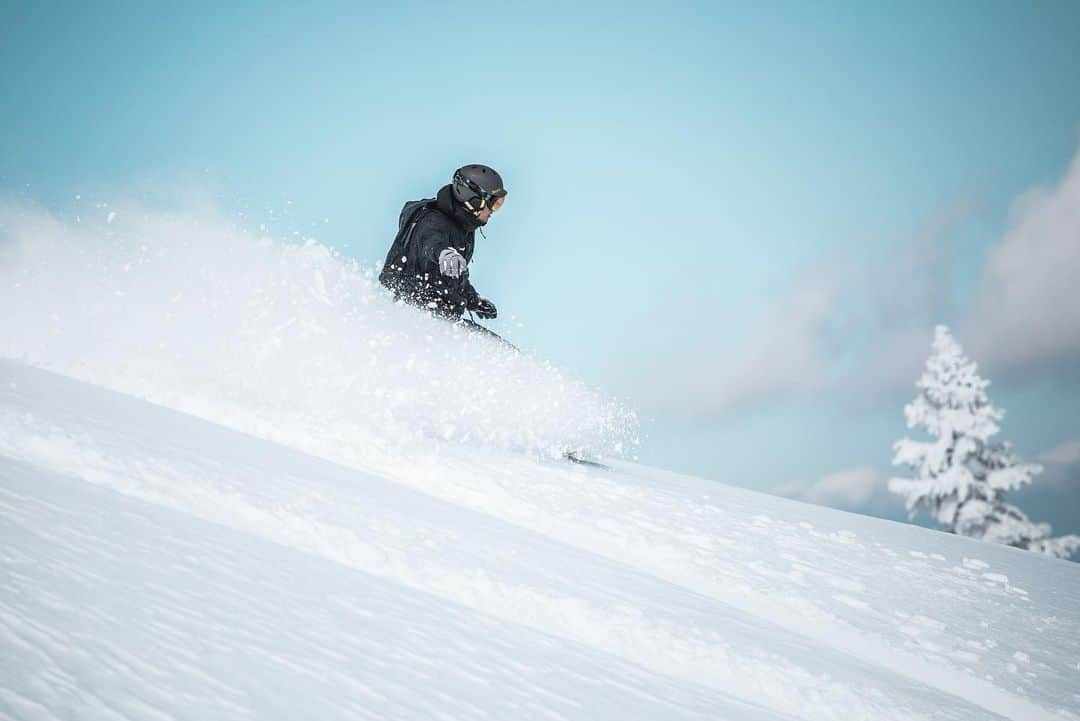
top-left (4, 361), bottom-right (1080, 720)
top-left (2, 201), bottom-right (1079, 719)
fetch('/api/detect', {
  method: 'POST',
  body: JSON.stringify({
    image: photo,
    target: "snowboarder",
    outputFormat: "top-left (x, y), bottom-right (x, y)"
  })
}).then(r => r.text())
top-left (379, 164), bottom-right (507, 330)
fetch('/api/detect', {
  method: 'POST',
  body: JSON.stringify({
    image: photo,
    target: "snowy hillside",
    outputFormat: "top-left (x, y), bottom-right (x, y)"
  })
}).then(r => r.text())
top-left (4, 361), bottom-right (1080, 721)
top-left (2, 202), bottom-right (1079, 720)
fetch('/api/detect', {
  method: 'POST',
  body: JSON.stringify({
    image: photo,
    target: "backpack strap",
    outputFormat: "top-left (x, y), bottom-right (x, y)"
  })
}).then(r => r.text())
top-left (400, 208), bottom-right (427, 252)
top-left (397, 199), bottom-right (437, 252)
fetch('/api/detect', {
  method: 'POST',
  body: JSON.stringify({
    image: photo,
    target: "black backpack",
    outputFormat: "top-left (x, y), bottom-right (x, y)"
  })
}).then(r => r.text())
top-left (379, 198), bottom-right (437, 293)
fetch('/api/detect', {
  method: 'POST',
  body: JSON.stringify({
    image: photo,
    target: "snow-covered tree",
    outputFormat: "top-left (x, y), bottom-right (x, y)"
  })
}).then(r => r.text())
top-left (889, 325), bottom-right (1080, 560)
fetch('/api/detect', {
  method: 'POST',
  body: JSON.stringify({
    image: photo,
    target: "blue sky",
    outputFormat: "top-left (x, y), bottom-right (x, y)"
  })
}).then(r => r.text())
top-left (3, 2), bottom-right (1080, 533)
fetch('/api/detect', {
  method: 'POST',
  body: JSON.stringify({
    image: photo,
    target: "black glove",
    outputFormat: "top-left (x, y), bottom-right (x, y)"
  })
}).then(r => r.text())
top-left (472, 297), bottom-right (497, 319)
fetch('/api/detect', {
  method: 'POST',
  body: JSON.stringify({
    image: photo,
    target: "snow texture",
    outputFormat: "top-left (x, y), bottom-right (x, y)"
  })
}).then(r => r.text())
top-left (2, 203), bottom-right (1079, 720)
top-left (4, 360), bottom-right (1080, 720)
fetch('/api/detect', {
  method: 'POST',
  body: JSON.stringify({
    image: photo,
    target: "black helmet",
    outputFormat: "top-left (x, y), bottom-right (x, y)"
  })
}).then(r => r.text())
top-left (452, 164), bottom-right (507, 213)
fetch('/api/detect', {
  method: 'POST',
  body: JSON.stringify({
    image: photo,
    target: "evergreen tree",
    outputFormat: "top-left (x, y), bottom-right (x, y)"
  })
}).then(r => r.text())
top-left (889, 326), bottom-right (1079, 560)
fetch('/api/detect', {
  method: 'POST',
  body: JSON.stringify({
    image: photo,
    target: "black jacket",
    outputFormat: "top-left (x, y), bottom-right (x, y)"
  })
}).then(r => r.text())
top-left (380, 184), bottom-right (483, 318)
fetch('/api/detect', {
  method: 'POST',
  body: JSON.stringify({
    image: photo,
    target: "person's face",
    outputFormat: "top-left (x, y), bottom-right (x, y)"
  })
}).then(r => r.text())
top-left (476, 206), bottom-right (493, 223)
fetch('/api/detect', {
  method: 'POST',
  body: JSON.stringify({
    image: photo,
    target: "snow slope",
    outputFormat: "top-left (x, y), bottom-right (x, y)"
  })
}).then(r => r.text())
top-left (2, 201), bottom-right (1079, 719)
top-left (2, 360), bottom-right (1079, 721)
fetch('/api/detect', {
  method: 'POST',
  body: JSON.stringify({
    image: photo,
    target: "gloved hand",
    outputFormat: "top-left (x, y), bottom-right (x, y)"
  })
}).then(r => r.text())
top-left (438, 248), bottom-right (467, 278)
top-left (472, 297), bottom-right (497, 319)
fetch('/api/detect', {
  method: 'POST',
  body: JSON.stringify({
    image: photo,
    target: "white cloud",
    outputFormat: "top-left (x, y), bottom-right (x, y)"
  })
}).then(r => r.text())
top-left (625, 219), bottom-right (959, 419)
top-left (622, 145), bottom-right (1080, 420)
top-left (692, 279), bottom-right (836, 412)
top-left (1039, 439), bottom-right (1080, 466)
top-left (612, 265), bottom-right (843, 417)
top-left (660, 201), bottom-right (968, 417)
top-left (774, 467), bottom-right (883, 509)
top-left (966, 145), bottom-right (1080, 372)
top-left (704, 145), bottom-right (1080, 412)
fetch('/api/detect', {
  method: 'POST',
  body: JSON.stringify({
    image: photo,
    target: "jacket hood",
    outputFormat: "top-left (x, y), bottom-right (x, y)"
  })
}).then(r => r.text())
top-left (436, 184), bottom-right (485, 231)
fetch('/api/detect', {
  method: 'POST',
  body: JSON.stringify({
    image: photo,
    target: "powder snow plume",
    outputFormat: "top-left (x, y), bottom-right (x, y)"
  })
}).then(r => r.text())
top-left (0, 198), bottom-right (637, 468)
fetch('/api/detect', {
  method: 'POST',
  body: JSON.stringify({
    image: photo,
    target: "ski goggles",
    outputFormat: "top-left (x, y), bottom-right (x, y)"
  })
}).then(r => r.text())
top-left (457, 175), bottom-right (507, 213)
top-left (463, 188), bottom-right (506, 213)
